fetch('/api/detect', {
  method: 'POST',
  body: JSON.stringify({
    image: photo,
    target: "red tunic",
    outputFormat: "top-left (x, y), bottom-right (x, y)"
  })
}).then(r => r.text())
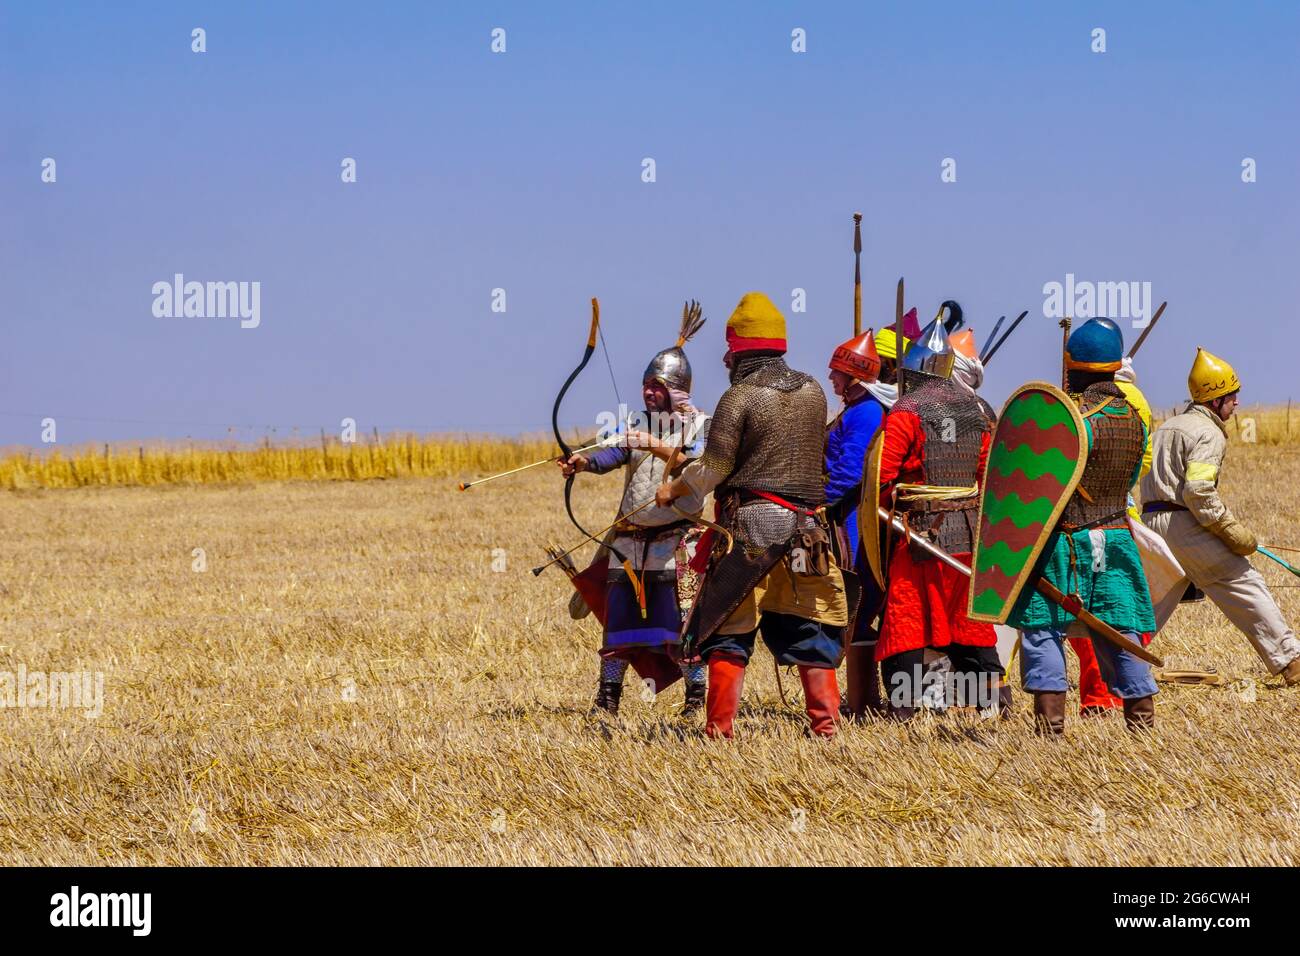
top-left (874, 406), bottom-right (997, 660)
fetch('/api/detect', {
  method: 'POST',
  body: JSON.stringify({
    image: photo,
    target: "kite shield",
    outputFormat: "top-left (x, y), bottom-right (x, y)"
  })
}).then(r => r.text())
top-left (858, 429), bottom-right (887, 589)
top-left (968, 382), bottom-right (1087, 623)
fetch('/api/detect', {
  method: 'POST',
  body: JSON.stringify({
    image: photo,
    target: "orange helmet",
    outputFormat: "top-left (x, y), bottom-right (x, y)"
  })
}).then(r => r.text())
top-left (949, 328), bottom-right (977, 360)
top-left (829, 329), bottom-right (881, 383)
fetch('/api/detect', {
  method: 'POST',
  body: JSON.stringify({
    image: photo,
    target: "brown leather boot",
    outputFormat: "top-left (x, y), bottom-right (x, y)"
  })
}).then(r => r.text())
top-left (1122, 695), bottom-right (1155, 732)
top-left (1282, 657), bottom-right (1300, 687)
top-left (845, 644), bottom-right (885, 719)
top-left (1032, 691), bottom-right (1066, 735)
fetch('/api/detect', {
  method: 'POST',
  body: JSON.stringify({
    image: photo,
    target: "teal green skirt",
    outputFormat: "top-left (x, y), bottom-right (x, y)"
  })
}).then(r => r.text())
top-left (1009, 528), bottom-right (1156, 634)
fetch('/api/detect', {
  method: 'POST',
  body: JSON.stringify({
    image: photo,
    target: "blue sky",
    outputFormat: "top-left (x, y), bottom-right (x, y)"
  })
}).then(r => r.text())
top-left (3, 1), bottom-right (1297, 446)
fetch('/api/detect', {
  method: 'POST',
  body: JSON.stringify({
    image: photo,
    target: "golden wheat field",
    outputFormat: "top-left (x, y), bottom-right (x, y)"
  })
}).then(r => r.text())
top-left (2, 427), bottom-right (1300, 866)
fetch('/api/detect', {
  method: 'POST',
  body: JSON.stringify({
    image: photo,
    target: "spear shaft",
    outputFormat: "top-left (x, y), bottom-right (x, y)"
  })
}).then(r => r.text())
top-left (853, 213), bottom-right (863, 336)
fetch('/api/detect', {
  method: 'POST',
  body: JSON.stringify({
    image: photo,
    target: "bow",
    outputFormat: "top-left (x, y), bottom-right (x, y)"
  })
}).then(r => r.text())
top-left (552, 298), bottom-right (603, 540)
top-left (550, 298), bottom-right (646, 616)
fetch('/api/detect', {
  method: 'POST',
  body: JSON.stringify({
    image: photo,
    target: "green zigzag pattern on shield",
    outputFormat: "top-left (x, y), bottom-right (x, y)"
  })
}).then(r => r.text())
top-left (968, 382), bottom-right (1088, 623)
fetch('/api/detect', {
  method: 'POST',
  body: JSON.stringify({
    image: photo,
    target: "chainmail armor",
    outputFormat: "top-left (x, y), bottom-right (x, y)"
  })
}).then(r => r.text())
top-left (892, 376), bottom-right (991, 555)
top-left (697, 355), bottom-right (828, 506)
top-left (1061, 382), bottom-right (1144, 529)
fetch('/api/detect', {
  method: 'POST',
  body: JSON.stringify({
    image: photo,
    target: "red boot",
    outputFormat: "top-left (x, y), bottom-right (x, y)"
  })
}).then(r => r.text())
top-left (705, 654), bottom-right (746, 739)
top-left (799, 666), bottom-right (841, 738)
top-left (1069, 637), bottom-right (1121, 715)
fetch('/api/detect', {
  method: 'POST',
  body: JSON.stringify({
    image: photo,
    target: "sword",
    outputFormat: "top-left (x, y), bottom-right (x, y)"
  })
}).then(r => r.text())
top-left (979, 315), bottom-right (1006, 363)
top-left (895, 277), bottom-right (904, 327)
top-left (876, 507), bottom-right (1164, 666)
top-left (853, 213), bottom-right (863, 336)
top-left (980, 311), bottom-right (1028, 366)
top-left (1127, 300), bottom-right (1167, 359)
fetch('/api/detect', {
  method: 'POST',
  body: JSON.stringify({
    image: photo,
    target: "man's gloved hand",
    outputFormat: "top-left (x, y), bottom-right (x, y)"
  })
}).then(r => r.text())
top-left (1210, 515), bottom-right (1258, 555)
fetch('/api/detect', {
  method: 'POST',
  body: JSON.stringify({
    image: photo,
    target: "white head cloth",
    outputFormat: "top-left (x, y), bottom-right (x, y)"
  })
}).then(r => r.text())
top-left (865, 380), bottom-right (898, 410)
top-left (1114, 356), bottom-right (1137, 385)
top-left (952, 351), bottom-right (985, 395)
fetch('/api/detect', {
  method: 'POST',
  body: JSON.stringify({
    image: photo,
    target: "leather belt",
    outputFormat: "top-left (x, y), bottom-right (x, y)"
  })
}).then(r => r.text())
top-left (1142, 501), bottom-right (1188, 515)
top-left (736, 489), bottom-right (821, 515)
top-left (1060, 508), bottom-right (1129, 532)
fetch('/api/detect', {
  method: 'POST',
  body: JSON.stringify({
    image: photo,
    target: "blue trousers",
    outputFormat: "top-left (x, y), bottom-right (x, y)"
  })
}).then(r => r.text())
top-left (699, 612), bottom-right (844, 669)
top-left (1020, 628), bottom-right (1158, 699)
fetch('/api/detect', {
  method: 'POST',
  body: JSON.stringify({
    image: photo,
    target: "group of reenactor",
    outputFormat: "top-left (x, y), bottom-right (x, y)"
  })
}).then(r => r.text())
top-left (550, 281), bottom-right (1300, 739)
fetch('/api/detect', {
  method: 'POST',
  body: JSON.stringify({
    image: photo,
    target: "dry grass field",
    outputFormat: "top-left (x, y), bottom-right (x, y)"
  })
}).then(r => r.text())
top-left (3, 436), bottom-right (1300, 866)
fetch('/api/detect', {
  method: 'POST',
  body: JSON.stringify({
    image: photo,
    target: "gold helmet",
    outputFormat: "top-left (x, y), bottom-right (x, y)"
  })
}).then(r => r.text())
top-left (1188, 347), bottom-right (1240, 403)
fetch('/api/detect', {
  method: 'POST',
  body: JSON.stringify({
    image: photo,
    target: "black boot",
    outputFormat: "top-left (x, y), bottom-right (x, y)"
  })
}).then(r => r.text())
top-left (681, 678), bottom-right (706, 717)
top-left (592, 679), bottom-right (623, 716)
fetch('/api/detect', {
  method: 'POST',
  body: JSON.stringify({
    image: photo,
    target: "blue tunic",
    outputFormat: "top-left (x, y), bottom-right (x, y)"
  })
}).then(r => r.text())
top-left (825, 392), bottom-right (887, 556)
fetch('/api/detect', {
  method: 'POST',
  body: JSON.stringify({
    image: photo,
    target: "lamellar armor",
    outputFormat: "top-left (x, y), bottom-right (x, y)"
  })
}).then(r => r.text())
top-left (1060, 382), bottom-right (1145, 530)
top-left (891, 376), bottom-right (991, 556)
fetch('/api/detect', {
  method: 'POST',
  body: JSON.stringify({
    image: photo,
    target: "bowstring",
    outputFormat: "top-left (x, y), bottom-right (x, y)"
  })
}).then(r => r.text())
top-left (597, 322), bottom-right (624, 433)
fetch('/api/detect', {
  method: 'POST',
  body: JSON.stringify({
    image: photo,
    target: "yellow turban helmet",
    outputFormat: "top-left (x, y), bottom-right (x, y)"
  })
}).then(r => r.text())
top-left (875, 327), bottom-right (911, 361)
top-left (725, 292), bottom-right (787, 354)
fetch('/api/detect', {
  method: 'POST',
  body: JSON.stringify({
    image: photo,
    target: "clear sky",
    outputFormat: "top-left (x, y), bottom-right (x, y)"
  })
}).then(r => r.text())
top-left (3, 1), bottom-right (1297, 447)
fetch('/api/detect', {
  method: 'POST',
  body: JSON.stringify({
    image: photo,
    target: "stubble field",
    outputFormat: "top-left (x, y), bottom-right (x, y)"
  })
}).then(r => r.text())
top-left (3, 440), bottom-right (1300, 866)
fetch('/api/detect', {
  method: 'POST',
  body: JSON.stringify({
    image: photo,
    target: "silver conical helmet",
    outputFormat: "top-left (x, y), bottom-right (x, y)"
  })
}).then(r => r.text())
top-left (900, 308), bottom-right (956, 384)
top-left (643, 347), bottom-right (693, 392)
top-left (643, 299), bottom-right (706, 392)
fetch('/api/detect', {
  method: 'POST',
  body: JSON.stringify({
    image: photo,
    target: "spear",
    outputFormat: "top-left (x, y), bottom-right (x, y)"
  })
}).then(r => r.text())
top-left (853, 213), bottom-right (863, 336)
top-left (895, 277), bottom-right (904, 328)
top-left (1060, 317), bottom-right (1073, 390)
top-left (876, 506), bottom-right (1163, 666)
top-left (1127, 300), bottom-right (1168, 359)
